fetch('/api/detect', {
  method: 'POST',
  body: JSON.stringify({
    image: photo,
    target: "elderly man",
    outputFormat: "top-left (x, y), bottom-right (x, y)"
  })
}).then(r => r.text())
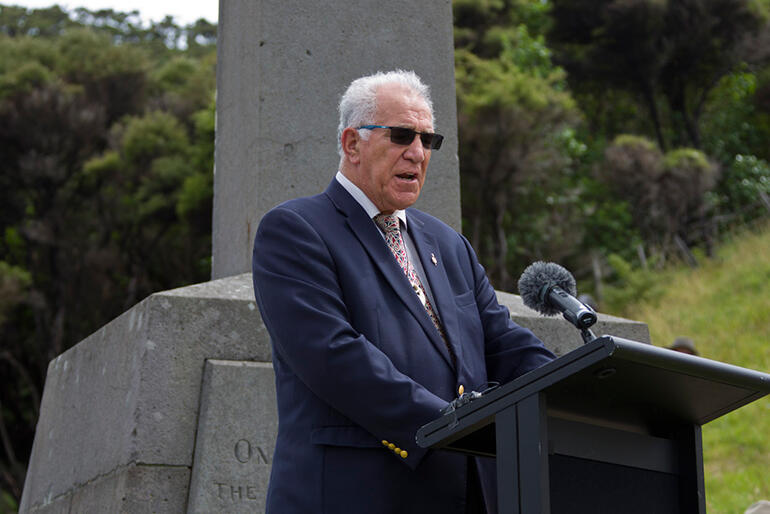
top-left (252, 70), bottom-right (555, 514)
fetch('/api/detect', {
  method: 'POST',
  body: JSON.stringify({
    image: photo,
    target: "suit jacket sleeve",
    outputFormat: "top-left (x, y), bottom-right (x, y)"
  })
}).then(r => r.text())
top-left (458, 234), bottom-right (556, 384)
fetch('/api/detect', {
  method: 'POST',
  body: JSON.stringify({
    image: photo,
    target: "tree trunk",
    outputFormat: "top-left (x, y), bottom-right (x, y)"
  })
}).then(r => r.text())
top-left (491, 199), bottom-right (509, 290)
top-left (641, 80), bottom-right (667, 151)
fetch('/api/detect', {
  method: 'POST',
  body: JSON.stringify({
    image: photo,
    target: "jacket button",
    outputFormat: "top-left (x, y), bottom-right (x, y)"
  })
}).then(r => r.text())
top-left (399, 450), bottom-right (408, 459)
top-left (388, 443), bottom-right (395, 450)
top-left (381, 440), bottom-right (389, 446)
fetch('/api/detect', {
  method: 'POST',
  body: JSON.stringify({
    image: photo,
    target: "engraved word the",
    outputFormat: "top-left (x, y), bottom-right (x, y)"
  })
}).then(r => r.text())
top-left (214, 482), bottom-right (260, 502)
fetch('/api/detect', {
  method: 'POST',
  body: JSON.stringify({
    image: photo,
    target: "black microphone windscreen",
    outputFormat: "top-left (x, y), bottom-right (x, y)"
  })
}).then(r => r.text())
top-left (517, 261), bottom-right (577, 316)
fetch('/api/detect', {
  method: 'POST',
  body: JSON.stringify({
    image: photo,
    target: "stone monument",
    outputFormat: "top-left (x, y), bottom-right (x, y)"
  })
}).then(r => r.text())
top-left (212, 0), bottom-right (462, 279)
top-left (19, 1), bottom-right (650, 512)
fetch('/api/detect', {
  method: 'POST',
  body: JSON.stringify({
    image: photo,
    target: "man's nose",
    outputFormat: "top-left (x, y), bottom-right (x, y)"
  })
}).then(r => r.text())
top-left (403, 135), bottom-right (426, 162)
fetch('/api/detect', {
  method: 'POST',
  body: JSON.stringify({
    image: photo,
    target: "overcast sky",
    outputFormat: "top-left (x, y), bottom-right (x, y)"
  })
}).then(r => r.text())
top-left (8, 0), bottom-right (218, 25)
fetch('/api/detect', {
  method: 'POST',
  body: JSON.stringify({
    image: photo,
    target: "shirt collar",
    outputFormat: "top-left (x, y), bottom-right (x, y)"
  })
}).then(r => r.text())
top-left (335, 171), bottom-right (408, 229)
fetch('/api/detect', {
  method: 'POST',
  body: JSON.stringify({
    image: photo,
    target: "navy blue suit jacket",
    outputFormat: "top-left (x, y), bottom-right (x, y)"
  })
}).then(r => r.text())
top-left (252, 179), bottom-right (555, 513)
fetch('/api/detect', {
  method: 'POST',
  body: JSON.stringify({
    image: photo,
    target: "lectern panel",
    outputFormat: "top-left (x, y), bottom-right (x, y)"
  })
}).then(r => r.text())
top-left (550, 454), bottom-right (680, 514)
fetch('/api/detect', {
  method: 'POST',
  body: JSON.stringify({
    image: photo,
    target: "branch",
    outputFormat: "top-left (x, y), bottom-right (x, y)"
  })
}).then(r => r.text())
top-left (0, 400), bottom-right (20, 474)
top-left (0, 351), bottom-right (41, 417)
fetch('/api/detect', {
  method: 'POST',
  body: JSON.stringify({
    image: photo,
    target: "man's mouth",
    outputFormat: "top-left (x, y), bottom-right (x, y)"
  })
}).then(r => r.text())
top-left (397, 172), bottom-right (418, 181)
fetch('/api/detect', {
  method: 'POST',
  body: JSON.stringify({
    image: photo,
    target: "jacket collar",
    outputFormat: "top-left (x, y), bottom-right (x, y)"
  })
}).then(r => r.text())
top-left (334, 171), bottom-right (408, 228)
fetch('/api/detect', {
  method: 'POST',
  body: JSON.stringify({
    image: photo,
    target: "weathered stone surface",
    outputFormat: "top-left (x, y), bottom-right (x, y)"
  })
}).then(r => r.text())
top-left (19, 274), bottom-right (269, 513)
top-left (212, 0), bottom-right (461, 279)
top-left (187, 360), bottom-right (277, 513)
top-left (25, 464), bottom-right (189, 513)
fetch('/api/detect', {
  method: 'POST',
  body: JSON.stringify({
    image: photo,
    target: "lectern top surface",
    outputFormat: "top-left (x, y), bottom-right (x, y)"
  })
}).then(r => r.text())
top-left (417, 336), bottom-right (770, 448)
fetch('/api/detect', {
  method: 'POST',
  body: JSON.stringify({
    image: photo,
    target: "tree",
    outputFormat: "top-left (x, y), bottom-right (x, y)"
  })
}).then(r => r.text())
top-left (455, 24), bottom-right (579, 289)
top-left (454, 0), bottom-right (553, 58)
top-left (700, 66), bottom-right (770, 165)
top-left (0, 7), bottom-right (217, 507)
top-left (547, 0), bottom-right (768, 151)
top-left (0, 79), bottom-right (108, 505)
top-left (148, 52), bottom-right (216, 123)
top-left (56, 28), bottom-right (149, 123)
top-left (82, 109), bottom-right (212, 306)
top-left (2, 4), bottom-right (218, 54)
top-left (0, 4), bottom-right (76, 37)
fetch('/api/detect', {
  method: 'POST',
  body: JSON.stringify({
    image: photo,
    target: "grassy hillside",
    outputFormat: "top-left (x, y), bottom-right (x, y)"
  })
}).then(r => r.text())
top-left (604, 222), bottom-right (770, 513)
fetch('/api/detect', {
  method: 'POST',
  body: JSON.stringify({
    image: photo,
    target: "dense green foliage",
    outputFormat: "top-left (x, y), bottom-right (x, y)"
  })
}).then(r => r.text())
top-left (603, 222), bottom-right (770, 512)
top-left (1, 0), bottom-right (769, 510)
top-left (455, 0), bottom-right (770, 292)
top-left (0, 5), bottom-right (215, 508)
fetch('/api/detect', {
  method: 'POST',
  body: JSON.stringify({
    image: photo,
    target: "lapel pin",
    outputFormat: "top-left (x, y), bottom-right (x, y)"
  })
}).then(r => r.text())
top-left (431, 253), bottom-right (437, 266)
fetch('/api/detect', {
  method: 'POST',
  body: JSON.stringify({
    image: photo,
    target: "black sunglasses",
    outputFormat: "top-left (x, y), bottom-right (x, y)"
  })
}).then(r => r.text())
top-left (357, 125), bottom-right (444, 150)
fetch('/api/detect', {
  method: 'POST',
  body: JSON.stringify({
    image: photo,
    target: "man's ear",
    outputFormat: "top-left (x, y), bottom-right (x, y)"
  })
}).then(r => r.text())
top-left (341, 127), bottom-right (362, 164)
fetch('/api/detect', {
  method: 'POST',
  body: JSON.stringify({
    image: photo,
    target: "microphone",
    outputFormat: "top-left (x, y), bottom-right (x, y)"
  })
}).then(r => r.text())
top-left (517, 261), bottom-right (598, 335)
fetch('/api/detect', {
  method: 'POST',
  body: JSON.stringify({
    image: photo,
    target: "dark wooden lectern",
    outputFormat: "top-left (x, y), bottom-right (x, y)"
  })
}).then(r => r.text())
top-left (417, 336), bottom-right (770, 514)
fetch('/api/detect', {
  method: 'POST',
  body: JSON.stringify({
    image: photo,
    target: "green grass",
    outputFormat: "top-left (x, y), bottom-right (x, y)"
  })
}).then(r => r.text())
top-left (604, 222), bottom-right (770, 513)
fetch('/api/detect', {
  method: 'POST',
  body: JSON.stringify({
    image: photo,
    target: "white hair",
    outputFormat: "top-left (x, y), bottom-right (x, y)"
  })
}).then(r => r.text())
top-left (337, 70), bottom-right (435, 158)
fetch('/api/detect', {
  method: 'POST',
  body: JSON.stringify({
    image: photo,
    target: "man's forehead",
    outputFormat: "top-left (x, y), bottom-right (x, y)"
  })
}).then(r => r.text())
top-left (374, 84), bottom-right (433, 124)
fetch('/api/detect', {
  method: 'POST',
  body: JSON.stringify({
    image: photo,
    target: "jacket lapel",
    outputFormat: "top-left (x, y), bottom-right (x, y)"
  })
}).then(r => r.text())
top-left (406, 214), bottom-right (463, 369)
top-left (325, 181), bottom-right (456, 370)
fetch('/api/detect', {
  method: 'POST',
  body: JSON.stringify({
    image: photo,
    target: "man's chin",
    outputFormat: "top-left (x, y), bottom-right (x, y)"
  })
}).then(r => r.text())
top-left (390, 193), bottom-right (421, 211)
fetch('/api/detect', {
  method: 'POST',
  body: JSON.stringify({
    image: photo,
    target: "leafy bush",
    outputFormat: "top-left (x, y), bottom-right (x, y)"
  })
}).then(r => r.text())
top-left (714, 154), bottom-right (770, 222)
top-left (600, 135), bottom-right (720, 258)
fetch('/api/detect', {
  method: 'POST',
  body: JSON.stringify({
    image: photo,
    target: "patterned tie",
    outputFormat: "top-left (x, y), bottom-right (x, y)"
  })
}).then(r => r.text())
top-left (374, 214), bottom-right (453, 360)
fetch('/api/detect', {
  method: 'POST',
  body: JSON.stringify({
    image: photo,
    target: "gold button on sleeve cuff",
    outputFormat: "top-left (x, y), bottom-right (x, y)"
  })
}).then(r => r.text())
top-left (388, 443), bottom-right (395, 450)
top-left (381, 440), bottom-right (389, 446)
top-left (399, 450), bottom-right (408, 458)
